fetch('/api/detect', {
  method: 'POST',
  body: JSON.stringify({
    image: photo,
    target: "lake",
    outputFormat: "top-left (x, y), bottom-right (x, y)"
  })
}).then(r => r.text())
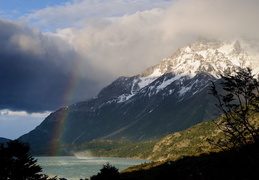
top-left (36, 156), bottom-right (148, 180)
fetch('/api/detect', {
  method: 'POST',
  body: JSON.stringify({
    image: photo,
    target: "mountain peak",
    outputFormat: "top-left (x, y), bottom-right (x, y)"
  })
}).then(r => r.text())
top-left (140, 39), bottom-right (256, 79)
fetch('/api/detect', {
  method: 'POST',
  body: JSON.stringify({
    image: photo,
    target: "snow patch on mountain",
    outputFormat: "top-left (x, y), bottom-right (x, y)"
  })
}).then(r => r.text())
top-left (117, 76), bottom-right (158, 103)
top-left (156, 75), bottom-right (183, 92)
top-left (117, 93), bottom-right (135, 103)
top-left (138, 76), bottom-right (158, 89)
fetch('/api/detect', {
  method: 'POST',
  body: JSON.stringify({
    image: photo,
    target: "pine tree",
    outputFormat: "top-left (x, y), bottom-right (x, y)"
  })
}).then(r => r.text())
top-left (90, 163), bottom-right (120, 180)
top-left (0, 140), bottom-right (56, 180)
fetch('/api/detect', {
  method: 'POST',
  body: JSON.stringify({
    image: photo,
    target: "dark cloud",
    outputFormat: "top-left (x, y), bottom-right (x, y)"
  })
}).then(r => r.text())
top-left (0, 19), bottom-right (103, 113)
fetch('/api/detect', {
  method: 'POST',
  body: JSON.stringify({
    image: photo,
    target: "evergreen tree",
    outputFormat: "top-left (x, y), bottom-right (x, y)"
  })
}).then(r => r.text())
top-left (90, 163), bottom-right (120, 180)
top-left (0, 140), bottom-right (56, 180)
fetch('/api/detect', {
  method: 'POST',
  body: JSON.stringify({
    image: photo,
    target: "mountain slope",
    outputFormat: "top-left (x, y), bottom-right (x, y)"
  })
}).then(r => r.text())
top-left (0, 137), bottom-right (11, 144)
top-left (19, 38), bottom-right (259, 155)
top-left (60, 103), bottom-right (259, 161)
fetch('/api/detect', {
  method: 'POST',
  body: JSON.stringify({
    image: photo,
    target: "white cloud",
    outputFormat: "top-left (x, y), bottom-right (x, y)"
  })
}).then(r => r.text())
top-left (2, 110), bottom-right (51, 118)
top-left (51, 0), bottom-right (259, 79)
top-left (162, 0), bottom-right (259, 39)
top-left (23, 0), bottom-right (172, 31)
top-left (0, 110), bottom-right (50, 139)
top-left (68, 8), bottom-right (178, 77)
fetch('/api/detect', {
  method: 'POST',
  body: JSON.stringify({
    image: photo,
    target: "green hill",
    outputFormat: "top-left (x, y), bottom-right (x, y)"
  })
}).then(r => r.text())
top-left (147, 120), bottom-right (222, 161)
top-left (66, 119), bottom-right (223, 161)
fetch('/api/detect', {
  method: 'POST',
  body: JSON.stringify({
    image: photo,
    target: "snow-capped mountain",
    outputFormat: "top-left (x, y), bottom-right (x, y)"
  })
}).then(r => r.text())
top-left (19, 38), bottom-right (259, 155)
top-left (143, 39), bottom-right (252, 77)
top-left (98, 38), bottom-right (257, 105)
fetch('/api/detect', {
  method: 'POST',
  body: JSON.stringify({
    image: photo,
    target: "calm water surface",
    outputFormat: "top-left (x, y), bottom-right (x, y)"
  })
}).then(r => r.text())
top-left (36, 156), bottom-right (148, 180)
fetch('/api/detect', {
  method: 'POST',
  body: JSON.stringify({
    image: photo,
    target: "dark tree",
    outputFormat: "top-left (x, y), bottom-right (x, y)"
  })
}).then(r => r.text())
top-left (90, 163), bottom-right (120, 180)
top-left (209, 67), bottom-right (259, 150)
top-left (0, 140), bottom-right (56, 180)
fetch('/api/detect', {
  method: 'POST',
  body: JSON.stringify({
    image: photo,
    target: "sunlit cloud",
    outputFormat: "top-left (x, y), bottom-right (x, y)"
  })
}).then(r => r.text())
top-left (22, 0), bottom-right (172, 31)
top-left (0, 109), bottom-right (51, 118)
top-left (53, 0), bottom-right (259, 79)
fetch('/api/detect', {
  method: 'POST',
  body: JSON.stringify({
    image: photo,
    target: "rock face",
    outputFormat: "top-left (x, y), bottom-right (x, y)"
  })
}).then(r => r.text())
top-left (19, 39), bottom-right (259, 154)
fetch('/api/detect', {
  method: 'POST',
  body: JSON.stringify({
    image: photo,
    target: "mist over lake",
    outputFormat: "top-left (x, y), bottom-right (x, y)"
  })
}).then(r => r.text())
top-left (36, 156), bottom-right (148, 180)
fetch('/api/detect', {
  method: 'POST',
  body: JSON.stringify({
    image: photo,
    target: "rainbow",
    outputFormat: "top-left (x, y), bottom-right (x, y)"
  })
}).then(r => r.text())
top-left (50, 109), bottom-right (69, 156)
top-left (49, 62), bottom-right (81, 156)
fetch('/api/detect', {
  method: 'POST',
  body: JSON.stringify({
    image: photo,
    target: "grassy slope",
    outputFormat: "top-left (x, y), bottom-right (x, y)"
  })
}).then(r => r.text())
top-left (120, 143), bottom-right (259, 180)
top-left (67, 119), bottom-right (224, 161)
top-left (68, 140), bottom-right (156, 159)
top-left (148, 120), bottom-right (223, 161)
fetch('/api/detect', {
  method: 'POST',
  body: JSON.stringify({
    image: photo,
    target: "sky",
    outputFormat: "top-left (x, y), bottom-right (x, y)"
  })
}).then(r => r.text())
top-left (0, 0), bottom-right (259, 139)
